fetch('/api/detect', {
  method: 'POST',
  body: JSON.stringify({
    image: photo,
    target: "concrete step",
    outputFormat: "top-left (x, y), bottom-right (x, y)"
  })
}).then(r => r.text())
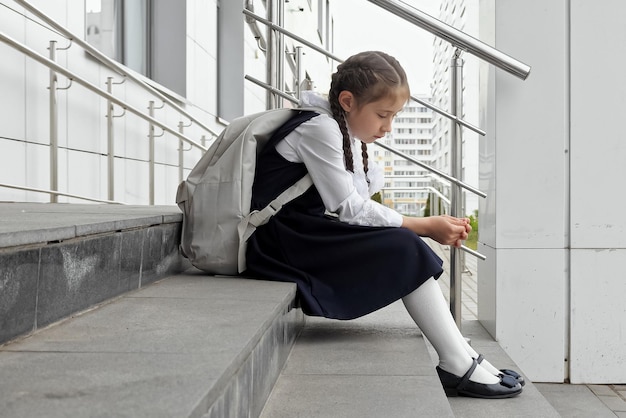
top-left (262, 302), bottom-right (563, 418)
top-left (260, 300), bottom-right (456, 418)
top-left (0, 270), bottom-right (304, 417)
top-left (0, 203), bottom-right (188, 344)
top-left (0, 203), bottom-right (564, 417)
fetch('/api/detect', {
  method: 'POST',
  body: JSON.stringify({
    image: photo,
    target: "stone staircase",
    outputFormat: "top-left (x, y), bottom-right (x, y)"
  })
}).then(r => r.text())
top-left (0, 203), bottom-right (562, 417)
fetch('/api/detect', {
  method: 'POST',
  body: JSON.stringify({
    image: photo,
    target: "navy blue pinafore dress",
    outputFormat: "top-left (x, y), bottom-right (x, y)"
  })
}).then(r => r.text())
top-left (244, 111), bottom-right (443, 320)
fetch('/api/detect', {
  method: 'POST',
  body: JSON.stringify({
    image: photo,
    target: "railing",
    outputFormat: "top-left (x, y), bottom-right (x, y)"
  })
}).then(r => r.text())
top-left (244, 0), bottom-right (530, 328)
top-left (12, 0), bottom-right (220, 139)
top-left (0, 183), bottom-right (124, 205)
top-left (0, 0), bottom-right (220, 205)
top-left (366, 0), bottom-right (530, 80)
top-left (243, 6), bottom-right (487, 226)
top-left (243, 7), bottom-right (485, 137)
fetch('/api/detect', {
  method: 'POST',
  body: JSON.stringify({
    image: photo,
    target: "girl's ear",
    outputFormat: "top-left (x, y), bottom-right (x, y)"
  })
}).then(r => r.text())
top-left (338, 90), bottom-right (354, 112)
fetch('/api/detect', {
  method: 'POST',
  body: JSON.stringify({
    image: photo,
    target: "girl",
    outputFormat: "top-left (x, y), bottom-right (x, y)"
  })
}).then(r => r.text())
top-left (245, 51), bottom-right (522, 399)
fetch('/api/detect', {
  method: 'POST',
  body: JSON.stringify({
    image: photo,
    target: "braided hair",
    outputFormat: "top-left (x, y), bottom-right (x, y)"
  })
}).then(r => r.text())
top-left (328, 51), bottom-right (409, 179)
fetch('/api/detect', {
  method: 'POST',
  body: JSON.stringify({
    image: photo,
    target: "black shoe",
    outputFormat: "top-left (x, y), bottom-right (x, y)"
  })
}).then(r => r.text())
top-left (500, 368), bottom-right (526, 387)
top-left (476, 354), bottom-right (526, 387)
top-left (436, 358), bottom-right (523, 399)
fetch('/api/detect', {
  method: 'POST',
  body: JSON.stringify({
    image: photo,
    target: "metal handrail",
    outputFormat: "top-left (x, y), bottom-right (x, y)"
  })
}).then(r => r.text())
top-left (0, 31), bottom-right (207, 152)
top-left (244, 75), bottom-right (299, 104)
top-left (242, 7), bottom-right (485, 136)
top-left (0, 183), bottom-right (125, 204)
top-left (382, 186), bottom-right (451, 205)
top-left (12, 0), bottom-right (220, 139)
top-left (244, 64), bottom-right (484, 199)
top-left (374, 140), bottom-right (486, 198)
top-left (367, 0), bottom-right (531, 80)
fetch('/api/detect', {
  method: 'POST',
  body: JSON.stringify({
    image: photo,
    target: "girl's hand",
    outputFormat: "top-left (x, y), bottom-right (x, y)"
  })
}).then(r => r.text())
top-left (402, 215), bottom-right (471, 247)
top-left (427, 215), bottom-right (471, 247)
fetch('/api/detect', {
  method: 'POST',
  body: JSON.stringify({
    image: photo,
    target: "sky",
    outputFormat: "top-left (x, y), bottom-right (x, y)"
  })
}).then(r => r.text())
top-left (332, 0), bottom-right (441, 95)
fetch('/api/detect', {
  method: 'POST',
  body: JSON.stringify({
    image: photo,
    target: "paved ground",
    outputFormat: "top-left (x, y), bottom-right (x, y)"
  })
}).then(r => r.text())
top-left (430, 240), bottom-right (626, 417)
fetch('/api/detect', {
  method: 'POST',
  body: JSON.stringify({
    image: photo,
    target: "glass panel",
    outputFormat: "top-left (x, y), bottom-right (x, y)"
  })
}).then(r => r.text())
top-left (85, 0), bottom-right (117, 59)
top-left (85, 0), bottom-right (150, 77)
top-left (122, 0), bottom-right (150, 76)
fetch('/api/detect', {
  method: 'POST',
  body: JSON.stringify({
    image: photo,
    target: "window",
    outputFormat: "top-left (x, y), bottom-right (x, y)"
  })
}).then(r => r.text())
top-left (394, 160), bottom-right (413, 166)
top-left (86, 0), bottom-right (151, 75)
top-left (85, 0), bottom-right (186, 96)
top-left (317, 0), bottom-right (331, 49)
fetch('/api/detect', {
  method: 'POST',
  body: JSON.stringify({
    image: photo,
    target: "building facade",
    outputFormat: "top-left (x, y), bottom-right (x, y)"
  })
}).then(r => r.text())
top-left (372, 99), bottom-right (434, 216)
top-left (430, 0), bottom-right (480, 217)
top-left (0, 0), bottom-right (329, 205)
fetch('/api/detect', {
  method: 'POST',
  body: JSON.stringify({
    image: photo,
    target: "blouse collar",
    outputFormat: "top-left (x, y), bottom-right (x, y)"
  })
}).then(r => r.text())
top-left (299, 91), bottom-right (357, 143)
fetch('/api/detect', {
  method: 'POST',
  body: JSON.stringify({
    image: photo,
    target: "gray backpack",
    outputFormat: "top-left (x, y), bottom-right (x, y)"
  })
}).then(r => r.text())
top-left (176, 107), bottom-right (322, 275)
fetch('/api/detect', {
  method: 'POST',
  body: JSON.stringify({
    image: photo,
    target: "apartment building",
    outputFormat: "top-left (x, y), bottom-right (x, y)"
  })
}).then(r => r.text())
top-left (372, 99), bottom-right (433, 216)
top-left (430, 0), bottom-right (479, 217)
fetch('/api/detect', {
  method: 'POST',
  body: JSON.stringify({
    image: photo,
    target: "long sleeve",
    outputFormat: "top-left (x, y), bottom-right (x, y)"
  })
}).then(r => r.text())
top-left (275, 113), bottom-right (402, 227)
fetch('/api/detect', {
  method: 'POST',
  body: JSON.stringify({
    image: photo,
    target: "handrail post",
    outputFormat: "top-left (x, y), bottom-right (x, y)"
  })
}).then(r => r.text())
top-left (48, 40), bottom-right (58, 203)
top-left (178, 121), bottom-right (187, 185)
top-left (265, 0), bottom-right (276, 109)
top-left (449, 49), bottom-right (464, 328)
top-left (265, 0), bottom-right (285, 109)
top-left (277, 0), bottom-right (285, 108)
top-left (106, 77), bottom-right (115, 201)
top-left (105, 76), bottom-right (126, 201)
top-left (295, 46), bottom-right (303, 99)
top-left (148, 101), bottom-right (157, 205)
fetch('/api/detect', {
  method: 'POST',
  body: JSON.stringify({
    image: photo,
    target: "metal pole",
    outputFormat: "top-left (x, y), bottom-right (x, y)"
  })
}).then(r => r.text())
top-left (106, 77), bottom-right (115, 201)
top-left (48, 40), bottom-right (58, 203)
top-left (265, 0), bottom-right (276, 109)
top-left (178, 121), bottom-right (185, 185)
top-left (295, 46), bottom-right (302, 99)
top-left (277, 0), bottom-right (285, 107)
top-left (449, 49), bottom-right (464, 328)
top-left (148, 101), bottom-right (156, 205)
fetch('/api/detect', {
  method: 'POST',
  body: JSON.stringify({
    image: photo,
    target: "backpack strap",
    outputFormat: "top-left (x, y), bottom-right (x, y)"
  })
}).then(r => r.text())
top-left (237, 173), bottom-right (313, 272)
top-left (236, 109), bottom-right (320, 273)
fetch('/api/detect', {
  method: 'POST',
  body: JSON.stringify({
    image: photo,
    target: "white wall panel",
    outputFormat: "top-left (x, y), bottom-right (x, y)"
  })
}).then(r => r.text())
top-left (0, 140), bottom-right (27, 198)
top-left (0, 47), bottom-right (26, 144)
top-left (66, 85), bottom-right (104, 154)
top-left (476, 242), bottom-right (496, 335)
top-left (24, 142), bottom-right (50, 191)
top-left (570, 1), bottom-right (626, 249)
top-left (493, 0), bottom-right (568, 250)
top-left (479, 0), bottom-right (569, 382)
top-left (495, 249), bottom-right (566, 383)
top-left (66, 149), bottom-right (104, 201)
top-left (24, 59), bottom-right (50, 145)
top-left (570, 249), bottom-right (626, 383)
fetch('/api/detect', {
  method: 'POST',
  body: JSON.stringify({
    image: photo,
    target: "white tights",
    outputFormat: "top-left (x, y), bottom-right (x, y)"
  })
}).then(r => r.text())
top-left (402, 278), bottom-right (500, 384)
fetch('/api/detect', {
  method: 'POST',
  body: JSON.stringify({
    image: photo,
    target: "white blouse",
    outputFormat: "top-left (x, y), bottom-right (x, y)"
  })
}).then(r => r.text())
top-left (274, 93), bottom-right (403, 228)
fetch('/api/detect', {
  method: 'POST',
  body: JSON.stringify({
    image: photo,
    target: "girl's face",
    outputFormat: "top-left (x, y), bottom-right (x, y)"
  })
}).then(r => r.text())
top-left (339, 88), bottom-right (408, 143)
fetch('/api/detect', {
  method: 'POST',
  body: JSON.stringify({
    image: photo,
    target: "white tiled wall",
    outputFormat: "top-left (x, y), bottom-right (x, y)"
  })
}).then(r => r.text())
top-left (570, 249), bottom-right (626, 384)
top-left (479, 0), bottom-right (626, 383)
top-left (494, 248), bottom-right (567, 383)
top-left (0, 0), bottom-right (221, 205)
top-left (567, 1), bottom-right (626, 383)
